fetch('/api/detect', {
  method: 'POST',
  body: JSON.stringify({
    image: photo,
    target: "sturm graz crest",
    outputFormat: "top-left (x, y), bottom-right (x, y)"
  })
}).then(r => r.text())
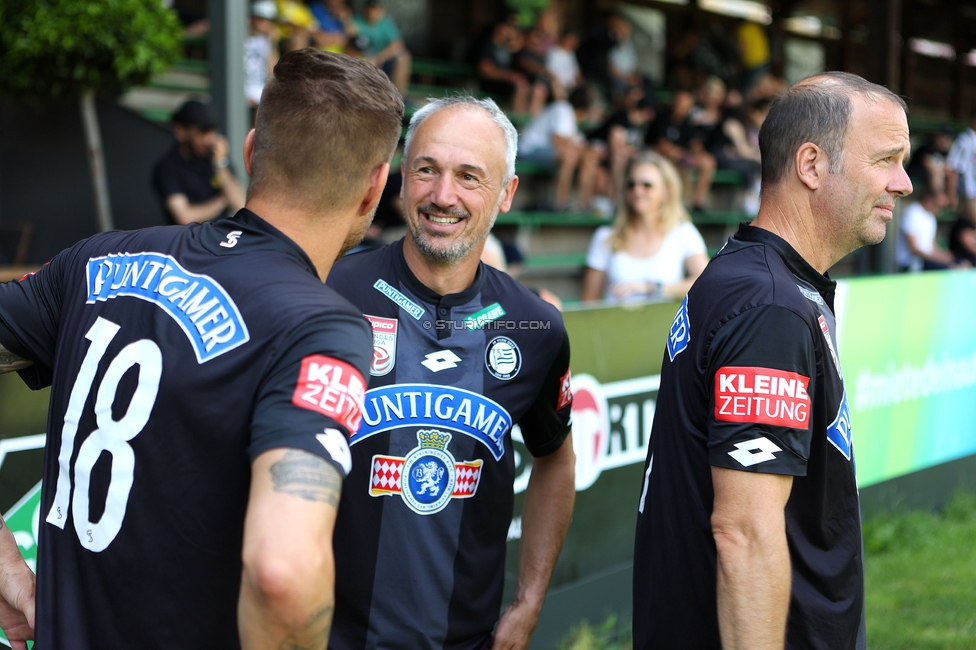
top-left (401, 430), bottom-right (457, 514)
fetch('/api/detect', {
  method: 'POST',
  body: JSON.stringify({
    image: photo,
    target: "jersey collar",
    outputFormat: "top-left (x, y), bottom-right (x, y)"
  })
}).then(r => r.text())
top-left (390, 238), bottom-right (485, 308)
top-left (207, 208), bottom-right (319, 276)
top-left (734, 222), bottom-right (836, 305)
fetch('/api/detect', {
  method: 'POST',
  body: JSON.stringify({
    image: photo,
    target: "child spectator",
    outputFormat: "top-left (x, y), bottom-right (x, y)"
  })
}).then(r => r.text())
top-left (244, 1), bottom-right (280, 107)
top-left (645, 89), bottom-right (715, 210)
top-left (353, 0), bottom-right (411, 95)
top-left (306, 0), bottom-right (355, 53)
top-left (546, 30), bottom-right (583, 97)
top-left (518, 87), bottom-right (601, 211)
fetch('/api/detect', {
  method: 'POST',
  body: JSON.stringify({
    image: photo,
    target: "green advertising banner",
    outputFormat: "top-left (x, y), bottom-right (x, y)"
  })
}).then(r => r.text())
top-left (837, 271), bottom-right (976, 487)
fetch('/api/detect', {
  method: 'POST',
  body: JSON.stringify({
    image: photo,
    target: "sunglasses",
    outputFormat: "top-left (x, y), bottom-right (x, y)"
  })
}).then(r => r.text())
top-left (626, 180), bottom-right (655, 190)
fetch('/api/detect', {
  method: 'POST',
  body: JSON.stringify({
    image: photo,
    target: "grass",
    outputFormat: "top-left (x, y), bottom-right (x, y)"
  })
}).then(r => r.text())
top-left (557, 490), bottom-right (976, 650)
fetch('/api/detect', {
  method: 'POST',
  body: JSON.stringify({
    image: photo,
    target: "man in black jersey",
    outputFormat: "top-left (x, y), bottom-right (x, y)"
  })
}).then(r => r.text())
top-left (633, 72), bottom-right (913, 649)
top-left (326, 96), bottom-right (576, 650)
top-left (0, 49), bottom-right (402, 649)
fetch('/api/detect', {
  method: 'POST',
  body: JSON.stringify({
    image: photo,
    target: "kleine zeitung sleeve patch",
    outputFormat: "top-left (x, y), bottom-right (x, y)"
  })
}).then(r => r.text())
top-left (714, 366), bottom-right (811, 428)
top-left (292, 355), bottom-right (366, 433)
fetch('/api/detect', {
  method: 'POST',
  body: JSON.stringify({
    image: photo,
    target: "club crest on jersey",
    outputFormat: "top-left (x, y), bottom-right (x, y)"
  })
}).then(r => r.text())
top-left (369, 430), bottom-right (483, 514)
top-left (365, 315), bottom-right (397, 376)
top-left (827, 390), bottom-right (853, 461)
top-left (373, 279), bottom-right (424, 320)
top-left (352, 383), bottom-right (512, 460)
top-left (485, 336), bottom-right (521, 380)
top-left (86, 252), bottom-right (249, 363)
top-left (667, 296), bottom-right (691, 361)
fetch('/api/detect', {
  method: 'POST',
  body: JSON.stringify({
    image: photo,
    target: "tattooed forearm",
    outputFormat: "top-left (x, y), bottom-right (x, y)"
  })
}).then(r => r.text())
top-left (0, 345), bottom-right (32, 374)
top-left (269, 450), bottom-right (342, 506)
top-left (278, 602), bottom-right (334, 650)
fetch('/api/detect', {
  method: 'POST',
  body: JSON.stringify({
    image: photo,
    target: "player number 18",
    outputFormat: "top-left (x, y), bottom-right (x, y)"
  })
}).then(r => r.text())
top-left (45, 316), bottom-right (162, 552)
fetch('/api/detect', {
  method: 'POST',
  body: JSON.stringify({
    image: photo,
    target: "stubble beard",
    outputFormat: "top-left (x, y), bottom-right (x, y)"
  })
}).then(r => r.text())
top-left (408, 203), bottom-right (498, 264)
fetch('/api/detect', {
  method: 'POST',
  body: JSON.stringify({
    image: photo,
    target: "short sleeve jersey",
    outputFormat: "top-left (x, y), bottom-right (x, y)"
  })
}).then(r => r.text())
top-left (632, 224), bottom-right (863, 650)
top-left (324, 240), bottom-right (573, 650)
top-left (947, 128), bottom-right (976, 199)
top-left (0, 209), bottom-right (372, 649)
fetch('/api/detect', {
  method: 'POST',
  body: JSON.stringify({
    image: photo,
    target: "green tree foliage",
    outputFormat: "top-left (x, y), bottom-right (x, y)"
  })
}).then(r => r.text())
top-left (0, 0), bottom-right (183, 100)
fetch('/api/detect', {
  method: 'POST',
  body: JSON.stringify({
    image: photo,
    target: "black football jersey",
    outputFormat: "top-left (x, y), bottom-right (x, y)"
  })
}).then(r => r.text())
top-left (633, 224), bottom-right (863, 650)
top-left (0, 209), bottom-right (371, 649)
top-left (325, 240), bottom-right (573, 650)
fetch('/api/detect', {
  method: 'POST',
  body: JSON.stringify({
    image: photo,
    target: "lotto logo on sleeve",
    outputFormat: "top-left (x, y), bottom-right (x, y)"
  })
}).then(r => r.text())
top-left (292, 356), bottom-right (366, 433)
top-left (714, 366), bottom-right (811, 428)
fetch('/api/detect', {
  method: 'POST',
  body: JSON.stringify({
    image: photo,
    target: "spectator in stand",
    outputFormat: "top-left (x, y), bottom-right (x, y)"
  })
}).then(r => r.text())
top-left (245, 1), bottom-right (280, 108)
top-left (689, 75), bottom-right (761, 198)
top-left (947, 110), bottom-right (976, 221)
top-left (949, 214), bottom-right (976, 267)
top-left (152, 100), bottom-right (245, 225)
top-left (546, 30), bottom-right (583, 97)
top-left (646, 89), bottom-right (715, 211)
top-left (307, 0), bottom-right (355, 53)
top-left (577, 13), bottom-right (617, 98)
top-left (721, 97), bottom-right (770, 213)
top-left (736, 19), bottom-right (770, 96)
top-left (518, 87), bottom-right (602, 211)
top-left (896, 185), bottom-right (959, 271)
top-left (907, 127), bottom-right (954, 195)
top-left (477, 19), bottom-right (546, 116)
top-left (275, 0), bottom-right (320, 51)
top-left (515, 27), bottom-right (563, 102)
top-left (353, 0), bottom-right (411, 95)
top-left (606, 12), bottom-right (654, 105)
top-left (587, 87), bottom-right (657, 200)
top-left (581, 151), bottom-right (708, 303)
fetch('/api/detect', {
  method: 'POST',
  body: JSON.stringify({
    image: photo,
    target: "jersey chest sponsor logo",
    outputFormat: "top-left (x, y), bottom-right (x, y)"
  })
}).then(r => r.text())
top-left (827, 390), bottom-right (853, 461)
top-left (365, 315), bottom-right (397, 376)
top-left (372, 279), bottom-right (424, 320)
top-left (86, 252), bottom-right (249, 362)
top-left (351, 383), bottom-right (512, 460)
top-left (369, 430), bottom-right (483, 514)
top-left (714, 366), bottom-right (811, 428)
top-left (292, 355), bottom-right (367, 433)
top-left (667, 296), bottom-right (691, 362)
top-left (464, 302), bottom-right (506, 330)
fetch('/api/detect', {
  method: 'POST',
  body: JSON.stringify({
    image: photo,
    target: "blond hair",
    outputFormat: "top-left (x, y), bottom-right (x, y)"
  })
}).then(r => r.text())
top-left (609, 151), bottom-right (690, 253)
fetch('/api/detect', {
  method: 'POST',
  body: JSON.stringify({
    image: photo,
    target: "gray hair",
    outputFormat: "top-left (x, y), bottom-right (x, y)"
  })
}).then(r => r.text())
top-left (403, 95), bottom-right (518, 184)
top-left (759, 71), bottom-right (908, 189)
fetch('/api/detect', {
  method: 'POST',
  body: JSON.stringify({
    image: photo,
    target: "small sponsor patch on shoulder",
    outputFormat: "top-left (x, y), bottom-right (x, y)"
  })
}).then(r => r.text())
top-left (667, 296), bottom-right (691, 362)
top-left (292, 355), bottom-right (366, 433)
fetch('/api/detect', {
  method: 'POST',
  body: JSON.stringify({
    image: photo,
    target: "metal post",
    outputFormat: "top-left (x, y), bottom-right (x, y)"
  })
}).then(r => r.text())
top-left (209, 0), bottom-right (248, 189)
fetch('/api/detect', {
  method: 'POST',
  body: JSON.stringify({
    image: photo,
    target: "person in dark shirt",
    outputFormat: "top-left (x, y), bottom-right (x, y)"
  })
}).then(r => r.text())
top-left (151, 99), bottom-right (246, 225)
top-left (0, 49), bottom-right (403, 650)
top-left (633, 71), bottom-right (913, 650)
top-left (326, 95), bottom-right (576, 650)
top-left (646, 89), bottom-right (716, 210)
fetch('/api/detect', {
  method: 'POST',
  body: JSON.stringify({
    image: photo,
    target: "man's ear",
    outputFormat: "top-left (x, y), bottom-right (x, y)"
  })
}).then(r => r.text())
top-left (359, 162), bottom-right (391, 217)
top-left (497, 175), bottom-right (520, 214)
top-left (796, 142), bottom-right (827, 191)
top-left (243, 129), bottom-right (256, 178)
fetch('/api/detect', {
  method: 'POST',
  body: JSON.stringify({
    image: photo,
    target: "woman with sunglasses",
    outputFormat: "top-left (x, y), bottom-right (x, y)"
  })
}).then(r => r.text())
top-left (581, 150), bottom-right (708, 302)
